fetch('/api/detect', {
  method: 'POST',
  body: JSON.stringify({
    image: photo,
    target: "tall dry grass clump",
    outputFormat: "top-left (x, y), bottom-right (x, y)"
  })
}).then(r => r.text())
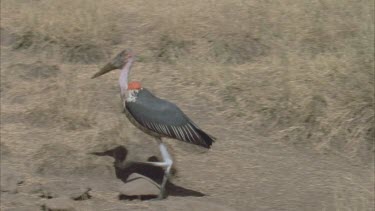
top-left (1, 0), bottom-right (128, 63)
top-left (1, 0), bottom-right (373, 163)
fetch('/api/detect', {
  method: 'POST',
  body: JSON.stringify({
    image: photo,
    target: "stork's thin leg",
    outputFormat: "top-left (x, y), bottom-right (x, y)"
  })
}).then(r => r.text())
top-left (141, 142), bottom-right (173, 199)
top-left (158, 143), bottom-right (173, 199)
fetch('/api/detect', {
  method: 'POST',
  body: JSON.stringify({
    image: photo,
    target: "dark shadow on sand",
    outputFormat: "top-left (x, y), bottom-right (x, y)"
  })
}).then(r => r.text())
top-left (91, 146), bottom-right (205, 200)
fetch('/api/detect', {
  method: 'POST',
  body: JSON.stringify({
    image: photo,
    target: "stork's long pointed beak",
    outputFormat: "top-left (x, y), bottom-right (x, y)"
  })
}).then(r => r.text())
top-left (91, 62), bottom-right (117, 79)
top-left (91, 49), bottom-right (130, 79)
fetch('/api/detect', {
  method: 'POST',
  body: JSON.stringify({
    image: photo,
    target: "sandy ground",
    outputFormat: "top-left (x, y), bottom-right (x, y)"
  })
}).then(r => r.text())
top-left (1, 43), bottom-right (374, 211)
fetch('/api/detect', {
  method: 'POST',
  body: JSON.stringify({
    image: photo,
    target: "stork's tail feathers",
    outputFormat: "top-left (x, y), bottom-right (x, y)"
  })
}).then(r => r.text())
top-left (194, 126), bottom-right (216, 149)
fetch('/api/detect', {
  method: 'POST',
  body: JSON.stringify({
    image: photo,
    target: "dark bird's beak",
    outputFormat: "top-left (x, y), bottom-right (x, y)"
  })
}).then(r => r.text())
top-left (91, 49), bottom-right (130, 79)
top-left (91, 63), bottom-right (117, 79)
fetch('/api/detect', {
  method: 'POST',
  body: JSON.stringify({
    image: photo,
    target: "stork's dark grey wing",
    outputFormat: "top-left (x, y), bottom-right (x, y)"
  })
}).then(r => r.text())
top-left (125, 89), bottom-right (215, 148)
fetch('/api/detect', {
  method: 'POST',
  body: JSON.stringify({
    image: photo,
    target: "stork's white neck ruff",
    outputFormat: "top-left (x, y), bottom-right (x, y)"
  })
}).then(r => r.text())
top-left (125, 89), bottom-right (140, 102)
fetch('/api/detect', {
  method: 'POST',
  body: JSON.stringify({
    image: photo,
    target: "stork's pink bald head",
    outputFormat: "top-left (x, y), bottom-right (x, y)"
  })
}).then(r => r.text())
top-left (125, 51), bottom-right (134, 60)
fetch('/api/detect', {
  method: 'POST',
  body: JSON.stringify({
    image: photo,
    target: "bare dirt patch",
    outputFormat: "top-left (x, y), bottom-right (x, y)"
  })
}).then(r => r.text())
top-left (1, 0), bottom-right (373, 210)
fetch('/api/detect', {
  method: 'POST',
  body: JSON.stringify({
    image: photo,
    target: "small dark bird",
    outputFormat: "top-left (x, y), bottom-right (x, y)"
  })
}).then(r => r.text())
top-left (92, 49), bottom-right (215, 199)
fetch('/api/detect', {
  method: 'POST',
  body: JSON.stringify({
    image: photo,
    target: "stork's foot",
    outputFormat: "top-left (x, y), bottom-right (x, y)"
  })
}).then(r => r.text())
top-left (150, 193), bottom-right (165, 201)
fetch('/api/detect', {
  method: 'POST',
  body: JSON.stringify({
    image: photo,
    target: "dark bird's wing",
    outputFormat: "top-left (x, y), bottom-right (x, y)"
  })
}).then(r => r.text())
top-left (126, 89), bottom-right (215, 148)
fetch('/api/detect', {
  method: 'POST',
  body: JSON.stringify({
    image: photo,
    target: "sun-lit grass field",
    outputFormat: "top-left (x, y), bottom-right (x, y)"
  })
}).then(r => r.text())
top-left (1, 0), bottom-right (374, 210)
top-left (4, 0), bottom-right (371, 163)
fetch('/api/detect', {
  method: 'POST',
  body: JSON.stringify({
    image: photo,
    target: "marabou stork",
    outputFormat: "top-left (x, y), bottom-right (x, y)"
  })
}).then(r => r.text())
top-left (92, 49), bottom-right (215, 199)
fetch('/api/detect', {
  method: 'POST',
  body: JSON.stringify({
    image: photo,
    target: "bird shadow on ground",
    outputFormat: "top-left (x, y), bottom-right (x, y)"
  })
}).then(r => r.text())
top-left (91, 145), bottom-right (205, 200)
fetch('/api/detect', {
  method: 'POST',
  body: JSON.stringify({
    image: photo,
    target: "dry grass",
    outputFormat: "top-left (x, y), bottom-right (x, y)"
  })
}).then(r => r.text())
top-left (1, 0), bottom-right (374, 209)
top-left (332, 172), bottom-right (374, 211)
top-left (2, 0), bottom-right (373, 163)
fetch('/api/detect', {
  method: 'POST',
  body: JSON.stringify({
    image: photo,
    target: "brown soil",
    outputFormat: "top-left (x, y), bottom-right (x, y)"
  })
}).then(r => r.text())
top-left (1, 1), bottom-right (374, 210)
